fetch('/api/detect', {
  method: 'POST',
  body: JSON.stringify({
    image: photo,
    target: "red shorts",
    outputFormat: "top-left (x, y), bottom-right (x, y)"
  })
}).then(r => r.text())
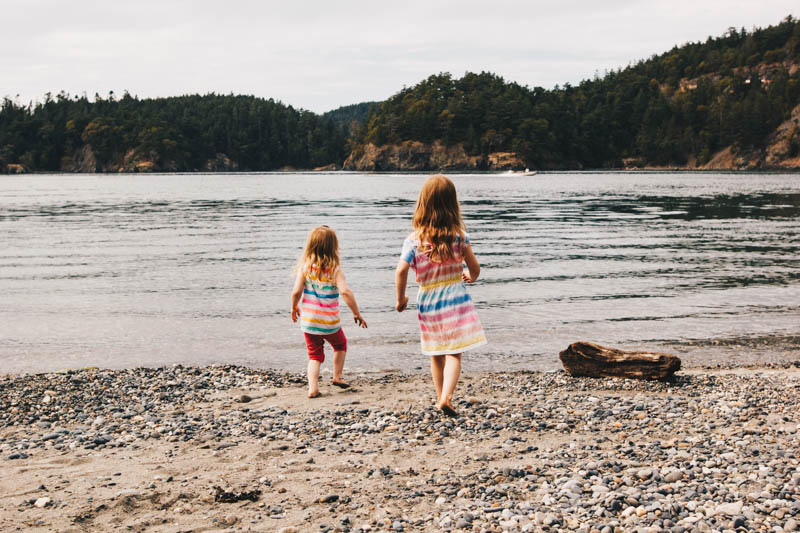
top-left (304, 329), bottom-right (347, 362)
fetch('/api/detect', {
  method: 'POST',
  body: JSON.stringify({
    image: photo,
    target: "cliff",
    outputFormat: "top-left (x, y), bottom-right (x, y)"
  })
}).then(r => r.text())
top-left (56, 146), bottom-right (238, 173)
top-left (342, 141), bottom-right (526, 171)
top-left (622, 102), bottom-right (800, 171)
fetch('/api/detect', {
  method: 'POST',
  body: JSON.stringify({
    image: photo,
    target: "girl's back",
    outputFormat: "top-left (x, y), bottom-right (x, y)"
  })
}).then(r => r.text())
top-left (300, 264), bottom-right (340, 334)
top-left (401, 233), bottom-right (485, 354)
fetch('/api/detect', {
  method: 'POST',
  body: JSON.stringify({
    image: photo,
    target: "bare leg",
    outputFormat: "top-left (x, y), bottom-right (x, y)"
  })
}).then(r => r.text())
top-left (332, 350), bottom-right (348, 385)
top-left (430, 355), bottom-right (445, 405)
top-left (437, 354), bottom-right (462, 409)
top-left (307, 359), bottom-right (321, 398)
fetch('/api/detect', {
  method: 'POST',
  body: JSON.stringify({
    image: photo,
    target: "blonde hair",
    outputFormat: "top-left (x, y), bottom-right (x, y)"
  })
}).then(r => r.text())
top-left (299, 225), bottom-right (340, 275)
top-left (412, 175), bottom-right (466, 263)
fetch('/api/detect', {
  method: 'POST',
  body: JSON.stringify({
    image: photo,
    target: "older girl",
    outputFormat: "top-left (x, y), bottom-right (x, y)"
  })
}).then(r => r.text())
top-left (396, 176), bottom-right (486, 416)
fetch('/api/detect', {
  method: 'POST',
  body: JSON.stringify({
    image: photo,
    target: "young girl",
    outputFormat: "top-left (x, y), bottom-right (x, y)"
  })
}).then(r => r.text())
top-left (395, 175), bottom-right (486, 417)
top-left (291, 226), bottom-right (367, 398)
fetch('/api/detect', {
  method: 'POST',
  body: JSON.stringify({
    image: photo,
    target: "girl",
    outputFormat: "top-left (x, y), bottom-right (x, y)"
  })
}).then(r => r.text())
top-left (396, 175), bottom-right (486, 417)
top-left (291, 225), bottom-right (367, 398)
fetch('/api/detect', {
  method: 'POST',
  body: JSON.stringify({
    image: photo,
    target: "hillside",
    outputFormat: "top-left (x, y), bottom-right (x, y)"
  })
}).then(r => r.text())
top-left (0, 93), bottom-right (346, 173)
top-left (346, 16), bottom-right (800, 171)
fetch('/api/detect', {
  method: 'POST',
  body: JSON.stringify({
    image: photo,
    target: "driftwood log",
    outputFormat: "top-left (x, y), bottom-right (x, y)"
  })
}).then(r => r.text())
top-left (559, 341), bottom-right (681, 381)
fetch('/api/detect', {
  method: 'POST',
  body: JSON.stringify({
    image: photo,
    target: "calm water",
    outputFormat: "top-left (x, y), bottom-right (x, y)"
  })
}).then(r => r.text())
top-left (1, 172), bottom-right (799, 374)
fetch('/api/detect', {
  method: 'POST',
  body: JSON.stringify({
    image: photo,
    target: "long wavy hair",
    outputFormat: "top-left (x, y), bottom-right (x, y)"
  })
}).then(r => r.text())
top-left (412, 175), bottom-right (466, 263)
top-left (299, 225), bottom-right (340, 275)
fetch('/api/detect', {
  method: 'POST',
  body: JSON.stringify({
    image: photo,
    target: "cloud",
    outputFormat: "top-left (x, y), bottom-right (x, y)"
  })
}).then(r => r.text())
top-left (1, 0), bottom-right (798, 112)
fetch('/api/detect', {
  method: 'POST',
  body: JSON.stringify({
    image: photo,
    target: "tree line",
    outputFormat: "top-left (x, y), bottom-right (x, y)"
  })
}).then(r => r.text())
top-left (0, 93), bottom-right (346, 172)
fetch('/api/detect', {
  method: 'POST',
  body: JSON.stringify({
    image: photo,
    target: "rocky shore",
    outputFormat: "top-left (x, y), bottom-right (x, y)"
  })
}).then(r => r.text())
top-left (1, 364), bottom-right (799, 532)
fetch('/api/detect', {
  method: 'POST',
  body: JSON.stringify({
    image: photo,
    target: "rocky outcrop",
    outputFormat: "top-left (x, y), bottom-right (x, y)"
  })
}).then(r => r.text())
top-left (695, 104), bottom-right (800, 170)
top-left (342, 141), bottom-right (525, 171)
top-left (487, 152), bottom-right (525, 170)
top-left (764, 102), bottom-right (800, 168)
top-left (313, 163), bottom-right (340, 171)
top-left (204, 153), bottom-right (239, 172)
top-left (4, 163), bottom-right (28, 174)
top-left (59, 146), bottom-right (179, 173)
top-left (61, 144), bottom-right (98, 173)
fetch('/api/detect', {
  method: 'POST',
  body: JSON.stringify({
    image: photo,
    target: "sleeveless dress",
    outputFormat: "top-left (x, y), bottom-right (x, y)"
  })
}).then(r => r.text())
top-left (299, 265), bottom-right (341, 335)
top-left (400, 233), bottom-right (487, 355)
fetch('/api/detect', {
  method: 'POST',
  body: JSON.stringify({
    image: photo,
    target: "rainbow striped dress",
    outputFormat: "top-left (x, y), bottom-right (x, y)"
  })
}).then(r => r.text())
top-left (299, 265), bottom-right (341, 335)
top-left (400, 233), bottom-right (487, 356)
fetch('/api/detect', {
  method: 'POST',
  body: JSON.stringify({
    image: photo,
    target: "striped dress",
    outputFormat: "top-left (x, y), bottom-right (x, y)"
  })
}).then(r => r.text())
top-left (400, 233), bottom-right (487, 356)
top-left (299, 265), bottom-right (341, 335)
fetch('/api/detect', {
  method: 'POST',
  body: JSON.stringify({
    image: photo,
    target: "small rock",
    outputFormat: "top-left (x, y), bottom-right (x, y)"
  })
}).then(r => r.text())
top-left (34, 497), bottom-right (51, 508)
top-left (236, 394), bottom-right (252, 403)
top-left (714, 501), bottom-right (743, 516)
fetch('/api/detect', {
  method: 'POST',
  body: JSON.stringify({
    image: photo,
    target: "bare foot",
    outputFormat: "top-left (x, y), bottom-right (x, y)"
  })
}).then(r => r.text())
top-left (435, 402), bottom-right (458, 417)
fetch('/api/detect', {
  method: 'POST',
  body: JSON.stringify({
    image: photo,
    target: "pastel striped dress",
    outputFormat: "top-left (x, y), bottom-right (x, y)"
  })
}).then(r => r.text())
top-left (400, 233), bottom-right (487, 355)
top-left (299, 265), bottom-right (341, 335)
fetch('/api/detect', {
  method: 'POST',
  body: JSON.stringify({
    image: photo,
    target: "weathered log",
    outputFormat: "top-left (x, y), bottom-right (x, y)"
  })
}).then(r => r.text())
top-left (559, 341), bottom-right (681, 381)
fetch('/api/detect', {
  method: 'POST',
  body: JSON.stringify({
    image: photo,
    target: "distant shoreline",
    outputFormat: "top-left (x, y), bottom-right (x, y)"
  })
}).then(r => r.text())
top-left (4, 167), bottom-right (800, 176)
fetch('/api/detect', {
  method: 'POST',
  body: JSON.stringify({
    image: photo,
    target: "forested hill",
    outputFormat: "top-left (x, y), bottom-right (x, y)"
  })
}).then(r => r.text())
top-left (347, 16), bottom-right (800, 171)
top-left (0, 93), bottom-right (346, 173)
top-left (2, 16), bottom-right (800, 173)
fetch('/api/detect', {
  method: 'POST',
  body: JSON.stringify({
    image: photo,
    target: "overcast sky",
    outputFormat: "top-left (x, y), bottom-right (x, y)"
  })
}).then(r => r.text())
top-left (2, 1), bottom-right (798, 113)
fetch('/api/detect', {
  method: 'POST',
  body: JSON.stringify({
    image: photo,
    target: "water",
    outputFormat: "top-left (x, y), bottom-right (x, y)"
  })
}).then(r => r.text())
top-left (1, 172), bottom-right (799, 374)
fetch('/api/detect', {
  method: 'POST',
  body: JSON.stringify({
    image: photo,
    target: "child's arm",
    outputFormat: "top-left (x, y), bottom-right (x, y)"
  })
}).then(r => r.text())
top-left (395, 260), bottom-right (410, 312)
top-left (461, 243), bottom-right (481, 283)
top-left (290, 269), bottom-right (305, 322)
top-left (334, 269), bottom-right (367, 328)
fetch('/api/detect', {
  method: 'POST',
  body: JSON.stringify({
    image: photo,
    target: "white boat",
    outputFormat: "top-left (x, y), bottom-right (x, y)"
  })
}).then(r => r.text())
top-left (503, 169), bottom-right (538, 176)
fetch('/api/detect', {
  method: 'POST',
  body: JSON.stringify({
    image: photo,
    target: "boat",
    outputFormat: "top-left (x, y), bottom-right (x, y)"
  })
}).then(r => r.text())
top-left (503, 169), bottom-right (538, 176)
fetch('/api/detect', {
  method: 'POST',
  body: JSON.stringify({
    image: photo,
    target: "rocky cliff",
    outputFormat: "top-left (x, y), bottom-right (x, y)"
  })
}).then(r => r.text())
top-left (639, 102), bottom-right (800, 171)
top-left (56, 147), bottom-right (238, 173)
top-left (342, 141), bottom-right (526, 171)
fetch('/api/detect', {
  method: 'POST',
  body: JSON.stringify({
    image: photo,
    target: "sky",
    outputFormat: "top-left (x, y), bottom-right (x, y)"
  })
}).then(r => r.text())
top-left (2, 1), bottom-right (798, 114)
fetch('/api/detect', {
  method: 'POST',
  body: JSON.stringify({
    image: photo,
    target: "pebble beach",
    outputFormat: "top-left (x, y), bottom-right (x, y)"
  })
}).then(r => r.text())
top-left (1, 363), bottom-right (799, 532)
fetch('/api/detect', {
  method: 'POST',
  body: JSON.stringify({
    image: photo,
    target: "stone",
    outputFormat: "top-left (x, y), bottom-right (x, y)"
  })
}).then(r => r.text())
top-left (34, 497), bottom-right (51, 508)
top-left (714, 501), bottom-right (743, 516)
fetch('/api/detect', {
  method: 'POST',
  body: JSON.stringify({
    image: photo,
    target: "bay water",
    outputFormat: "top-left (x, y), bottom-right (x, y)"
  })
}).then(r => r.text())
top-left (1, 172), bottom-right (798, 374)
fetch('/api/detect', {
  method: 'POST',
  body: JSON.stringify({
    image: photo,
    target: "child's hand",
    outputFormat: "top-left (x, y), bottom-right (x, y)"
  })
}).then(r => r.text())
top-left (291, 305), bottom-right (301, 323)
top-left (354, 314), bottom-right (368, 328)
top-left (462, 269), bottom-right (474, 283)
top-left (396, 295), bottom-right (408, 312)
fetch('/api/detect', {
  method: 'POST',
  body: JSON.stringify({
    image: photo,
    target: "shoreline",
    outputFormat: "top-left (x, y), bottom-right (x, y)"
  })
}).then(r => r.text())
top-left (4, 167), bottom-right (800, 176)
top-left (2, 364), bottom-right (799, 532)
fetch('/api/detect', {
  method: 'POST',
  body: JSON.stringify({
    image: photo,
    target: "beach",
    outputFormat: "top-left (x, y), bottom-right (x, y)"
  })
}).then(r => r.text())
top-left (1, 363), bottom-right (799, 532)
